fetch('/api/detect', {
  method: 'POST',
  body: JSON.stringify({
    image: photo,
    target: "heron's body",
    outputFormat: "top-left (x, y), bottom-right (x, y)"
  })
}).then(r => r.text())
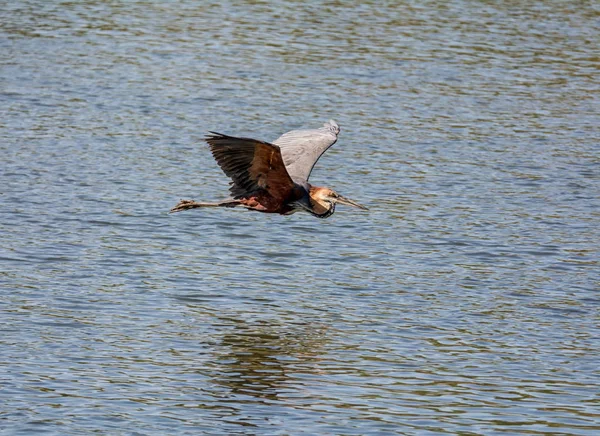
top-left (171, 120), bottom-right (367, 218)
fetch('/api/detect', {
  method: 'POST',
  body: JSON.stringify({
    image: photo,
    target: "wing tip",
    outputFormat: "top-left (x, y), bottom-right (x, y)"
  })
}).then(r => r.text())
top-left (206, 131), bottom-right (226, 139)
top-left (325, 120), bottom-right (340, 136)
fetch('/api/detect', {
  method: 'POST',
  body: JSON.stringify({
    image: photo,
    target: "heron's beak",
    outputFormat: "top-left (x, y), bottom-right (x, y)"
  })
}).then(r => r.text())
top-left (336, 195), bottom-right (368, 210)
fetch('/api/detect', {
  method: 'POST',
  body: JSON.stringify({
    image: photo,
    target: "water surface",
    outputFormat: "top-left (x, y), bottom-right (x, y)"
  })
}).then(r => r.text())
top-left (1, 1), bottom-right (599, 434)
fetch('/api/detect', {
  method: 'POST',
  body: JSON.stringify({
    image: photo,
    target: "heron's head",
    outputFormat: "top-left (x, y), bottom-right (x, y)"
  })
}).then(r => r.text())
top-left (309, 187), bottom-right (368, 218)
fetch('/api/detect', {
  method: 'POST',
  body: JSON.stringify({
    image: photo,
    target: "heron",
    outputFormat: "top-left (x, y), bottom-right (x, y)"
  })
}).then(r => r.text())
top-left (170, 120), bottom-right (367, 218)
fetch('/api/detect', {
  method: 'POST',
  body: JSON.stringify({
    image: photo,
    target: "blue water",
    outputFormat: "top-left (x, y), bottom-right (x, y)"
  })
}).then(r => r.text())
top-left (1, 1), bottom-right (599, 434)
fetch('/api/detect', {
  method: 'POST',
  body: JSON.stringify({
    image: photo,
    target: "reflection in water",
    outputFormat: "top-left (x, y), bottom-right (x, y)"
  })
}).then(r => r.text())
top-left (207, 318), bottom-right (327, 402)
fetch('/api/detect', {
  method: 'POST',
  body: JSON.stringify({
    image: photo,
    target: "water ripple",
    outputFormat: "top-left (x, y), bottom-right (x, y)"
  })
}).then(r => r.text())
top-left (1, 0), bottom-right (599, 434)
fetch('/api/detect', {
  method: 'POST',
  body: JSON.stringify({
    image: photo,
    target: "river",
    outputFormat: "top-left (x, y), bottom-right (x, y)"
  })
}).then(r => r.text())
top-left (1, 1), bottom-right (599, 434)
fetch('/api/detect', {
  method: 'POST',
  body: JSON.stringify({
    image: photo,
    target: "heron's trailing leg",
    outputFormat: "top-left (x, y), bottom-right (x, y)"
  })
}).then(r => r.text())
top-left (170, 199), bottom-right (241, 213)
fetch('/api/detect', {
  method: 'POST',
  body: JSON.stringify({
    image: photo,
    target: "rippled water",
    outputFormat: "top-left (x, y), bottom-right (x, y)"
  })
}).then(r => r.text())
top-left (1, 1), bottom-right (599, 434)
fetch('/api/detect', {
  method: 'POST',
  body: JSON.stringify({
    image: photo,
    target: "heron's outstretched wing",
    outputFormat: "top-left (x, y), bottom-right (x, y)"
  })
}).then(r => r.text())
top-left (206, 132), bottom-right (296, 202)
top-left (272, 120), bottom-right (340, 183)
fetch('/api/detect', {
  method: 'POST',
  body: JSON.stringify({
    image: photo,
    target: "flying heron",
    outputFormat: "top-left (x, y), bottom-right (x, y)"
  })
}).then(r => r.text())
top-left (170, 120), bottom-right (368, 218)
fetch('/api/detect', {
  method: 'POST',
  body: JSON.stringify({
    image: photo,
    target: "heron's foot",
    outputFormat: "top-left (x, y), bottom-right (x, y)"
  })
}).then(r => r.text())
top-left (170, 199), bottom-right (197, 213)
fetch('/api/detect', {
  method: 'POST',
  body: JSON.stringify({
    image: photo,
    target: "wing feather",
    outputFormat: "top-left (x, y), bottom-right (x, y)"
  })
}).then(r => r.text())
top-left (206, 132), bottom-right (296, 201)
top-left (272, 120), bottom-right (340, 183)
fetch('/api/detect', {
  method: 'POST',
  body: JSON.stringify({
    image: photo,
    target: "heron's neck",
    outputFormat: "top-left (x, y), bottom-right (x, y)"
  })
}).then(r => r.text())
top-left (308, 186), bottom-right (334, 218)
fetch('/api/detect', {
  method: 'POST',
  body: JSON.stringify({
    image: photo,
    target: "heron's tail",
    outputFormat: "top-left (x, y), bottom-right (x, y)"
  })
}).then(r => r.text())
top-left (170, 199), bottom-right (242, 213)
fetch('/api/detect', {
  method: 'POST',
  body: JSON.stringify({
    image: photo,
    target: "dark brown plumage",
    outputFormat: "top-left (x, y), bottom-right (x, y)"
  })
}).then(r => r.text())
top-left (170, 121), bottom-right (367, 218)
top-left (206, 133), bottom-right (296, 204)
